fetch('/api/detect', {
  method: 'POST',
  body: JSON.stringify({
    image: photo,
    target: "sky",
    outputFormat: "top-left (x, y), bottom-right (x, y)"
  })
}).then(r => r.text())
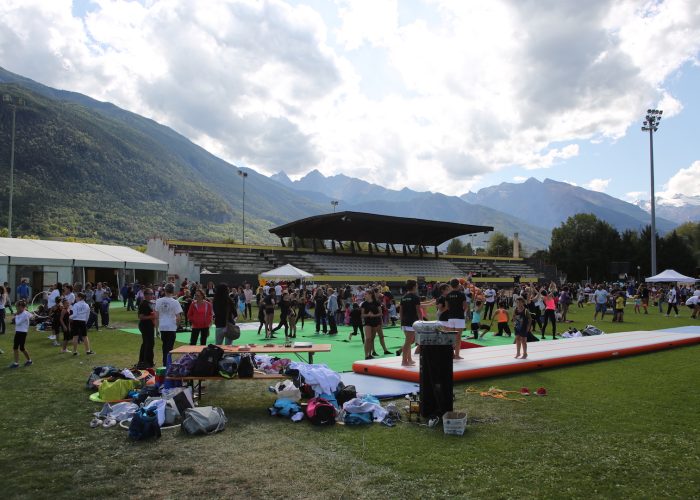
top-left (1, 0), bottom-right (699, 204)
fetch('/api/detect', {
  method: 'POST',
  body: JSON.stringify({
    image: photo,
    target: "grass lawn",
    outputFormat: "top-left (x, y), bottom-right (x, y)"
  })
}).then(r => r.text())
top-left (0, 303), bottom-right (698, 499)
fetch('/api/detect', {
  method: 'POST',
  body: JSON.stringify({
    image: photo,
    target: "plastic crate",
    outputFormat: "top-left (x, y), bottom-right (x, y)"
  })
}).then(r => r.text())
top-left (443, 411), bottom-right (467, 436)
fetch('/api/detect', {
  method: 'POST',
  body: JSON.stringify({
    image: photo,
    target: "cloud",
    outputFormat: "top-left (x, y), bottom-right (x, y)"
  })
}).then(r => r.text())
top-left (585, 178), bottom-right (611, 192)
top-left (657, 160), bottom-right (700, 205)
top-left (0, 0), bottom-right (699, 194)
top-left (623, 191), bottom-right (647, 202)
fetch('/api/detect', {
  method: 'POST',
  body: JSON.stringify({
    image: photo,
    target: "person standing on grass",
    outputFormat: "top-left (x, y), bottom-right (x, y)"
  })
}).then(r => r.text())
top-left (559, 287), bottom-right (571, 322)
top-left (59, 298), bottom-right (72, 353)
top-left (9, 300), bottom-right (33, 368)
top-left (70, 293), bottom-right (95, 356)
top-left (513, 297), bottom-right (531, 359)
top-left (541, 290), bottom-right (557, 339)
top-left (666, 285), bottom-right (679, 317)
top-left (287, 293), bottom-right (298, 339)
top-left (483, 285), bottom-right (496, 320)
top-left (444, 278), bottom-right (468, 360)
top-left (155, 283), bottom-right (182, 366)
top-left (0, 285), bottom-right (7, 336)
top-left (271, 291), bottom-right (291, 338)
top-left (188, 289), bottom-right (213, 346)
top-left (593, 285), bottom-right (609, 321)
top-left (244, 283), bottom-right (254, 320)
top-left (213, 283), bottom-right (238, 345)
top-left (399, 279), bottom-right (421, 366)
top-left (638, 283), bottom-right (650, 314)
top-left (685, 295), bottom-right (699, 319)
top-left (346, 302), bottom-right (364, 343)
top-left (137, 288), bottom-right (157, 369)
top-left (326, 288), bottom-right (339, 335)
top-left (362, 290), bottom-right (384, 360)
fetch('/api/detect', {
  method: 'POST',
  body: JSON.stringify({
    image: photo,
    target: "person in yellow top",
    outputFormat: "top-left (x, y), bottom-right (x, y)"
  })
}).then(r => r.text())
top-left (613, 293), bottom-right (625, 323)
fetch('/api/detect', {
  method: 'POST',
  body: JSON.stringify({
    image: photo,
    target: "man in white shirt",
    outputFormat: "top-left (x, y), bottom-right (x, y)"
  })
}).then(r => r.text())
top-left (686, 294), bottom-right (699, 319)
top-left (243, 284), bottom-right (254, 320)
top-left (155, 283), bottom-right (182, 366)
top-left (9, 300), bottom-right (33, 368)
top-left (483, 285), bottom-right (496, 320)
top-left (274, 283), bottom-right (283, 300)
top-left (70, 292), bottom-right (95, 356)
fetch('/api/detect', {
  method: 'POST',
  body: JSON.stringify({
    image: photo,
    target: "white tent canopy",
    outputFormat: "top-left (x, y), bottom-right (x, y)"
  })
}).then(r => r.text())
top-left (645, 269), bottom-right (698, 283)
top-left (260, 263), bottom-right (313, 280)
top-left (0, 238), bottom-right (168, 271)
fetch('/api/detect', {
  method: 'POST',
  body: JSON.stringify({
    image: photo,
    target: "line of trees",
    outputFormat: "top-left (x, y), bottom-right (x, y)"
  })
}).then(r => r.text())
top-left (446, 232), bottom-right (520, 257)
top-left (542, 214), bottom-right (699, 282)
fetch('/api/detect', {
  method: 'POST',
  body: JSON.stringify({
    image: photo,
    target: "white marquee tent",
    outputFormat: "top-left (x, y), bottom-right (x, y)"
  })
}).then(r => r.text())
top-left (0, 238), bottom-right (168, 292)
top-left (645, 269), bottom-right (698, 283)
top-left (260, 263), bottom-right (313, 280)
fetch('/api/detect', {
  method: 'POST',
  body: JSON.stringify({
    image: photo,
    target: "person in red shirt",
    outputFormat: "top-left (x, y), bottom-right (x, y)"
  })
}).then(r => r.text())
top-left (187, 289), bottom-right (213, 345)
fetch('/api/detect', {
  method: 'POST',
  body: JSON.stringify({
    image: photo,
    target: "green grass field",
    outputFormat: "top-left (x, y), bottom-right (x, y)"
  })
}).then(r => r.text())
top-left (0, 303), bottom-right (698, 499)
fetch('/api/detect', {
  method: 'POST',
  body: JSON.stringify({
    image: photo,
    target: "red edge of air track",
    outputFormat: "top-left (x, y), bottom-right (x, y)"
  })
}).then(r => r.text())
top-left (351, 336), bottom-right (700, 383)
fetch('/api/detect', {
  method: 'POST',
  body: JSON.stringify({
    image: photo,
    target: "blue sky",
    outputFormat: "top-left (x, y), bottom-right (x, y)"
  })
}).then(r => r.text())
top-left (2, 0), bottom-right (700, 202)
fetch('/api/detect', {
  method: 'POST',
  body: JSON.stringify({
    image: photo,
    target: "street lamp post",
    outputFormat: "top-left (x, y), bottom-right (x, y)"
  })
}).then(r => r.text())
top-left (642, 109), bottom-right (662, 276)
top-left (2, 94), bottom-right (25, 238)
top-left (331, 200), bottom-right (339, 213)
top-left (237, 170), bottom-right (248, 244)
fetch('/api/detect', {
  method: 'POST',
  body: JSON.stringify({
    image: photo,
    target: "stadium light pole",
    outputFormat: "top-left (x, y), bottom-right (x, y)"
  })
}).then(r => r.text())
top-left (642, 109), bottom-right (662, 276)
top-left (331, 200), bottom-right (339, 213)
top-left (237, 169), bottom-right (248, 244)
top-left (2, 94), bottom-right (25, 238)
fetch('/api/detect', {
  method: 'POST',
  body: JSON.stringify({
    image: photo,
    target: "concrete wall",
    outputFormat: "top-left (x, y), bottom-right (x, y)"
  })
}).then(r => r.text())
top-left (146, 238), bottom-right (198, 286)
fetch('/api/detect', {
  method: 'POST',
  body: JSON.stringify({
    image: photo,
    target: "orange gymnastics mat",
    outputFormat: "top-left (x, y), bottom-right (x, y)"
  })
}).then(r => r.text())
top-left (352, 329), bottom-right (700, 383)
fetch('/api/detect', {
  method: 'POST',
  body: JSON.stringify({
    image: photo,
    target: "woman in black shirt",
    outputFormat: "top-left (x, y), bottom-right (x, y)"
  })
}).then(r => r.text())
top-left (137, 288), bottom-right (157, 368)
top-left (361, 290), bottom-right (384, 359)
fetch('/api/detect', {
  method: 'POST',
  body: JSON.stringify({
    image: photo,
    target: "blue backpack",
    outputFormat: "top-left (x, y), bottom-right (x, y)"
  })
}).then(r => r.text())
top-left (128, 408), bottom-right (161, 440)
top-left (166, 354), bottom-right (198, 377)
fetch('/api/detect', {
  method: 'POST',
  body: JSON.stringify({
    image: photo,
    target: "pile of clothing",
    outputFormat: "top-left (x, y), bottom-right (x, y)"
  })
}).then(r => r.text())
top-left (267, 362), bottom-right (397, 427)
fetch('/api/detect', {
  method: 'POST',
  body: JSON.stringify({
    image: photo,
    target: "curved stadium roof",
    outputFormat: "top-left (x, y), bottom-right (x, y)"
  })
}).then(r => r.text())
top-left (269, 211), bottom-right (493, 247)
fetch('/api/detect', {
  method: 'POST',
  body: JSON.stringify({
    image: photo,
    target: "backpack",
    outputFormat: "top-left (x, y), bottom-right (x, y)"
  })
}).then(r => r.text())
top-left (343, 412), bottom-right (373, 425)
top-left (582, 325), bottom-right (604, 336)
top-left (335, 384), bottom-right (357, 408)
top-left (166, 353), bottom-right (198, 377)
top-left (190, 345), bottom-right (225, 377)
top-left (182, 406), bottom-right (227, 435)
top-left (237, 354), bottom-right (255, 378)
top-left (128, 407), bottom-right (161, 440)
top-left (306, 397), bottom-right (337, 425)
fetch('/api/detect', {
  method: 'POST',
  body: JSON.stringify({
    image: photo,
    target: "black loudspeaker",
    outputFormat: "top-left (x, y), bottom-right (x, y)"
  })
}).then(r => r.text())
top-left (513, 275), bottom-right (521, 284)
top-left (419, 344), bottom-right (454, 418)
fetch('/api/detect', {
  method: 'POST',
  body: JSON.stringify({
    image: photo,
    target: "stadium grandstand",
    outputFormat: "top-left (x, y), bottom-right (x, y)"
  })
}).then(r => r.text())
top-left (146, 212), bottom-right (543, 287)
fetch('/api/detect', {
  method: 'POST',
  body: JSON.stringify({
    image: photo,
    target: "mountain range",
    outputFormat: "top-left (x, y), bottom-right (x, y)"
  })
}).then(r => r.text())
top-left (0, 66), bottom-right (694, 252)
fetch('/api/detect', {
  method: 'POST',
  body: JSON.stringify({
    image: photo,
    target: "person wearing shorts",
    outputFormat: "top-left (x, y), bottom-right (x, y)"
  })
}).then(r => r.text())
top-left (156, 283), bottom-right (182, 366)
top-left (399, 280), bottom-right (421, 367)
top-left (445, 279), bottom-right (468, 360)
top-left (71, 293), bottom-right (95, 356)
top-left (513, 297), bottom-right (531, 359)
top-left (9, 300), bottom-right (33, 368)
top-left (361, 290), bottom-right (384, 360)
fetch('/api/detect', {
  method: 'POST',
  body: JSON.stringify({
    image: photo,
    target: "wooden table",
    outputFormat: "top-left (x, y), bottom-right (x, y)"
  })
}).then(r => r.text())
top-left (166, 343), bottom-right (332, 399)
top-left (169, 343), bottom-right (331, 364)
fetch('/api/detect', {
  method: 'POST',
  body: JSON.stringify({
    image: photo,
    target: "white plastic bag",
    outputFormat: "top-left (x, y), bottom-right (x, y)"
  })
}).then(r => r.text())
top-left (144, 399), bottom-right (166, 426)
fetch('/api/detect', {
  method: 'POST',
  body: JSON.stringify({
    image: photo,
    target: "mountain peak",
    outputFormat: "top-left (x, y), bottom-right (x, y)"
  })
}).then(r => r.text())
top-left (304, 169), bottom-right (326, 180)
top-left (270, 171), bottom-right (292, 185)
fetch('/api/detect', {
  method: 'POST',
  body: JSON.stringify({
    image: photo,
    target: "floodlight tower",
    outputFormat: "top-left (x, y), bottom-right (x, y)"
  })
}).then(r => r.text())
top-left (331, 200), bottom-right (339, 213)
top-left (2, 94), bottom-right (26, 238)
top-left (641, 109), bottom-right (662, 276)
top-left (237, 169), bottom-right (248, 243)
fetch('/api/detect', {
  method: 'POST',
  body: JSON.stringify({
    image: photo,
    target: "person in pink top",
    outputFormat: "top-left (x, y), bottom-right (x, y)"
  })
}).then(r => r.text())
top-left (187, 289), bottom-right (213, 345)
top-left (540, 290), bottom-right (557, 339)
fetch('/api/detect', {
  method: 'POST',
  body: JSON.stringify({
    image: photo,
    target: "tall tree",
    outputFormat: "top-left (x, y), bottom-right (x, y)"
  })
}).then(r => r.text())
top-left (447, 238), bottom-right (466, 255)
top-left (549, 214), bottom-right (621, 281)
top-left (487, 232), bottom-right (511, 257)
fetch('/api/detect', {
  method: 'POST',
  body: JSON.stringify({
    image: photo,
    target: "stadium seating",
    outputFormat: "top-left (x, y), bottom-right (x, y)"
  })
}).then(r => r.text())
top-left (166, 241), bottom-right (541, 282)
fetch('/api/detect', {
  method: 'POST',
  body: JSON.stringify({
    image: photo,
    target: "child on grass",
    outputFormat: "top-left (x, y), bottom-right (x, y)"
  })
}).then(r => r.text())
top-left (634, 295), bottom-right (641, 314)
top-left (10, 300), bottom-right (33, 368)
top-left (614, 293), bottom-right (625, 323)
top-left (346, 302), bottom-right (364, 343)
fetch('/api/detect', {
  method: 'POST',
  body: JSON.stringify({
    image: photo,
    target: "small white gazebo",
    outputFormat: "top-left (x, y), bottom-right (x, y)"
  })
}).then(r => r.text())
top-left (260, 264), bottom-right (313, 281)
top-left (645, 269), bottom-right (698, 283)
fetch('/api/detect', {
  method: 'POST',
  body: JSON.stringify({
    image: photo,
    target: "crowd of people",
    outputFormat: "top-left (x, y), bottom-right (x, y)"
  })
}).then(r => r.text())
top-left (1, 274), bottom-right (698, 370)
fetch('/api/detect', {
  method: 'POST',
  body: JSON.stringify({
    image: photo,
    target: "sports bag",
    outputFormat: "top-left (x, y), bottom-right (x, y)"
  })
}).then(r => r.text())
top-left (182, 406), bottom-right (227, 435)
top-left (190, 345), bottom-right (225, 377)
top-left (306, 397), bottom-right (337, 426)
top-left (128, 407), bottom-right (161, 440)
top-left (166, 353), bottom-right (198, 377)
top-left (237, 354), bottom-right (255, 378)
top-left (582, 325), bottom-right (604, 336)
